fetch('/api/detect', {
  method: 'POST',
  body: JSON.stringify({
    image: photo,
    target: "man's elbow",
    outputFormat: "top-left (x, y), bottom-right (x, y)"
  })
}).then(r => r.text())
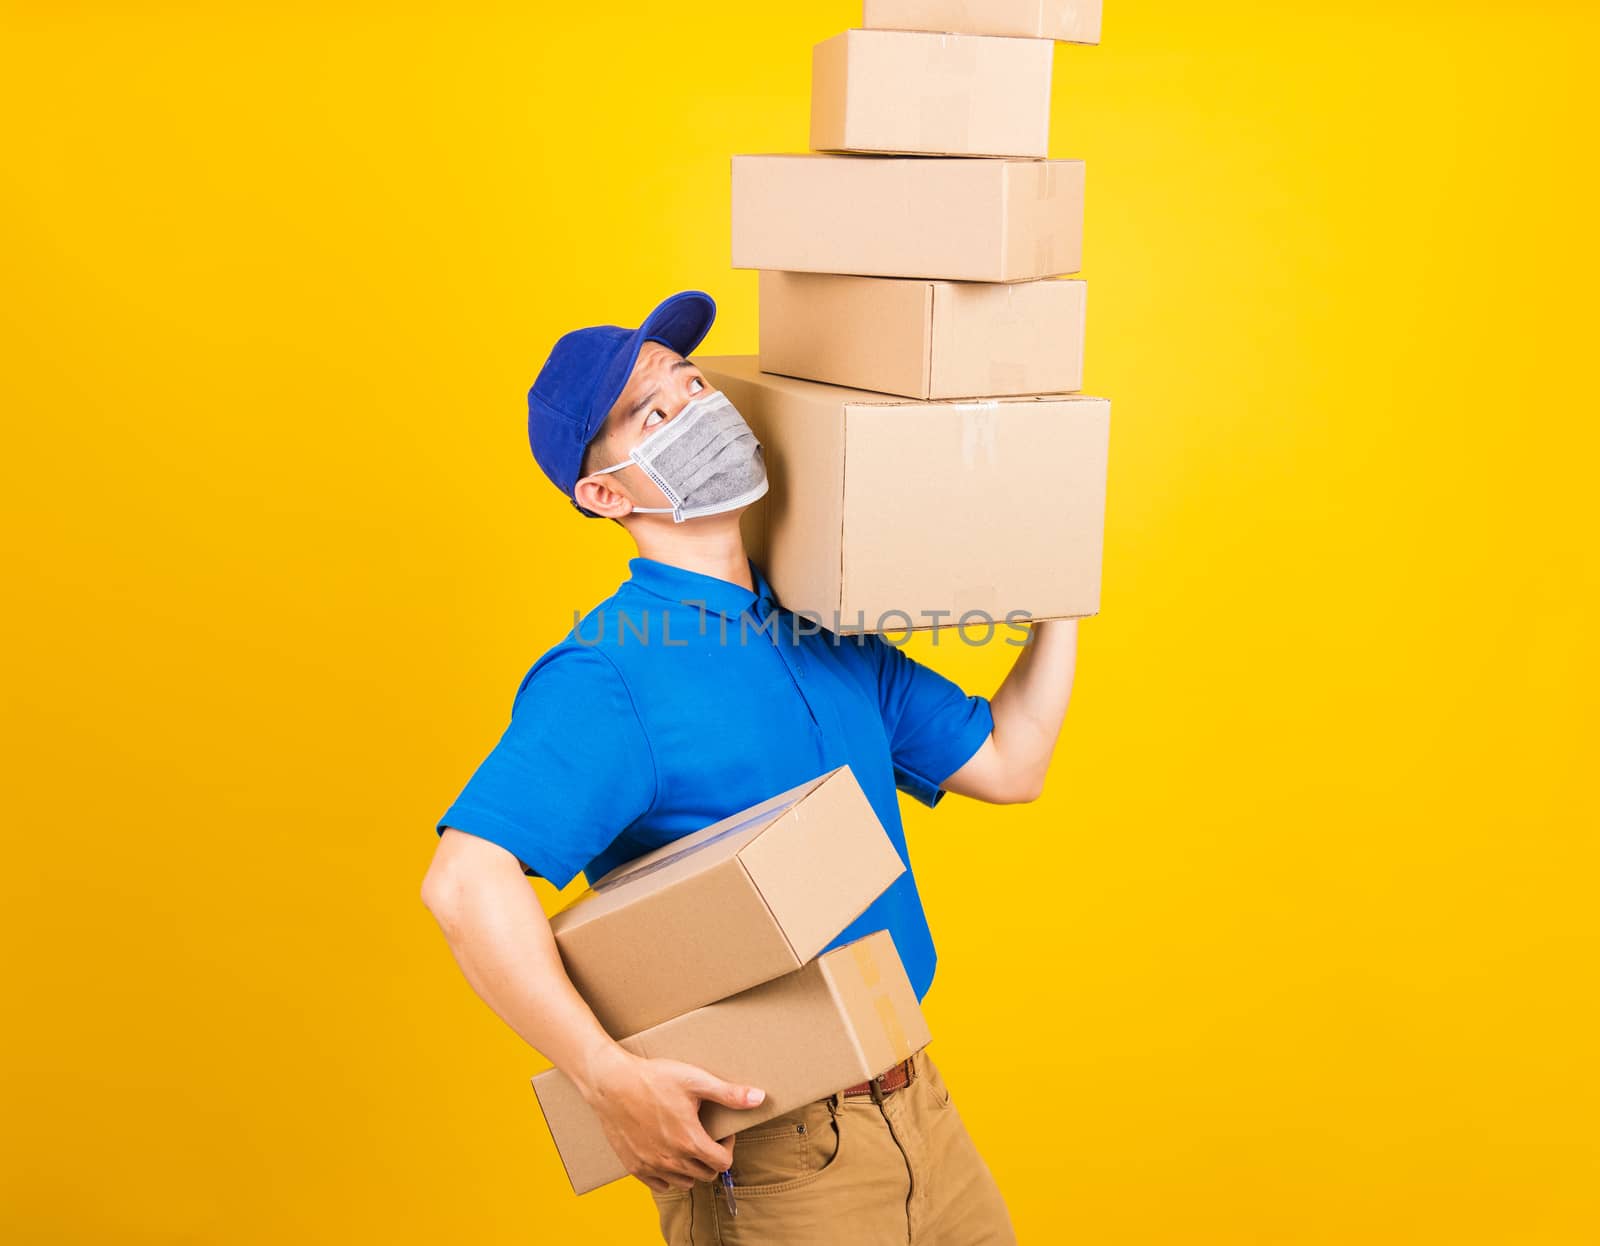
top-left (422, 827), bottom-right (528, 920)
top-left (998, 772), bottom-right (1045, 804)
top-left (420, 860), bottom-right (459, 921)
top-left (990, 757), bottom-right (1047, 804)
top-left (421, 831), bottom-right (476, 921)
top-left (959, 772), bottom-right (1044, 805)
top-left (942, 746), bottom-right (1047, 804)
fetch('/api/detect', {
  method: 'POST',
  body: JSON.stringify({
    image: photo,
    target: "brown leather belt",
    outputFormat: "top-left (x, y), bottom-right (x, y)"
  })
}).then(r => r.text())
top-left (840, 1056), bottom-right (915, 1099)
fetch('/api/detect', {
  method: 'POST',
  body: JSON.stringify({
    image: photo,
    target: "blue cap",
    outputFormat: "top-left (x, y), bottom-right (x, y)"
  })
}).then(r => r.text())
top-left (527, 289), bottom-right (717, 515)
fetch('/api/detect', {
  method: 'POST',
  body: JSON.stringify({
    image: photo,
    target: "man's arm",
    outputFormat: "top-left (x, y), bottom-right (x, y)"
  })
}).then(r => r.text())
top-left (421, 828), bottom-right (766, 1192)
top-left (941, 618), bottom-right (1079, 804)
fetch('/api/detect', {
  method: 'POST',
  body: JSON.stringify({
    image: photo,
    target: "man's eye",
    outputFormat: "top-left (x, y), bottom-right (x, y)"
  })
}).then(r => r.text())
top-left (644, 409), bottom-right (665, 428)
top-left (689, 377), bottom-right (705, 393)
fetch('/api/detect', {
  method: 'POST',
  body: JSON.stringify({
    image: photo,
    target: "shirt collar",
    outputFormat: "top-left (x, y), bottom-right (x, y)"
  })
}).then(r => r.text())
top-left (625, 555), bottom-right (778, 621)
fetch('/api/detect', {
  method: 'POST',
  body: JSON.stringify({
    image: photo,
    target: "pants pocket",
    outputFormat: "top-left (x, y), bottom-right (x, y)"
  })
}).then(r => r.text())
top-left (919, 1049), bottom-right (954, 1109)
top-left (726, 1097), bottom-right (842, 1195)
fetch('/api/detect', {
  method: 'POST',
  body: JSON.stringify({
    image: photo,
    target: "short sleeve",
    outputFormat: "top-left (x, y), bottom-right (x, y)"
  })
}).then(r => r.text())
top-left (854, 634), bottom-right (995, 808)
top-left (435, 643), bottom-right (657, 889)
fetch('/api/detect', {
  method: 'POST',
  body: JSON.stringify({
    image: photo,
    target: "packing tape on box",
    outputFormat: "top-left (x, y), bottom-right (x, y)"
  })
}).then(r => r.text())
top-left (959, 401), bottom-right (1000, 467)
top-left (1026, 166), bottom-right (1067, 276)
top-left (849, 942), bottom-right (916, 1065)
top-left (933, 31), bottom-right (979, 72)
top-left (851, 940), bottom-right (882, 987)
top-left (875, 993), bottom-right (914, 1062)
top-left (1035, 232), bottom-right (1069, 278)
top-left (1035, 160), bottom-right (1059, 201)
top-left (591, 798), bottom-right (803, 892)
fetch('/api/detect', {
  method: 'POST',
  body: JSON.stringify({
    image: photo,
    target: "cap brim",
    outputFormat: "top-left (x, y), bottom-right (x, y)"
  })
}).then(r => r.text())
top-left (583, 289), bottom-right (717, 440)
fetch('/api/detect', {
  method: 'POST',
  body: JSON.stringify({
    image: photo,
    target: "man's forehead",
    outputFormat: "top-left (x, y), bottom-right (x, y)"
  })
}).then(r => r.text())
top-left (607, 343), bottom-right (687, 423)
top-left (633, 340), bottom-right (681, 374)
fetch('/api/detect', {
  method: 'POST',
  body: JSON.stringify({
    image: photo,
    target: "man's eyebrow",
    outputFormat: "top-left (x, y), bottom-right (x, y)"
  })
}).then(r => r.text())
top-left (626, 359), bottom-right (698, 420)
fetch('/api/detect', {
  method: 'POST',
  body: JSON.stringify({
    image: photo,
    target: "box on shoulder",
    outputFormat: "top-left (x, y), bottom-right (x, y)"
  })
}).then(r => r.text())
top-left (698, 355), bottom-right (1111, 635)
top-left (759, 271), bottom-right (1085, 400)
top-left (732, 154), bottom-right (1084, 283)
top-left (532, 929), bottom-right (932, 1194)
top-left (864, 0), bottom-right (1102, 45)
top-left (549, 766), bottom-right (904, 1038)
top-left (811, 28), bottom-right (1053, 158)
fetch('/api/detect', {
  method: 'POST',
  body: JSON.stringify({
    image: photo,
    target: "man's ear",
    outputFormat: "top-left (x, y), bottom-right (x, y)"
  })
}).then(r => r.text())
top-left (573, 469), bottom-right (635, 521)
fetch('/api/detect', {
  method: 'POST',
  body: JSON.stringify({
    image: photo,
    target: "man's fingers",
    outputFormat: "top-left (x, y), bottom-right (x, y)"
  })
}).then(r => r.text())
top-left (644, 1167), bottom-right (694, 1192)
top-left (690, 1072), bottom-right (766, 1112)
top-left (614, 1061), bottom-right (761, 1194)
top-left (693, 1131), bottom-right (734, 1174)
top-left (674, 1153), bottom-right (724, 1184)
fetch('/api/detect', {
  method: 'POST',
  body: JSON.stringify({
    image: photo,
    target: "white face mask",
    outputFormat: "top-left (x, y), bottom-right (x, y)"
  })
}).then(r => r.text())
top-left (590, 389), bottom-right (769, 522)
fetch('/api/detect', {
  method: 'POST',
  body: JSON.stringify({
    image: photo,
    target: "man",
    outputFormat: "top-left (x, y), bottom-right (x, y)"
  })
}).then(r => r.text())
top-left (422, 290), bottom-right (1078, 1244)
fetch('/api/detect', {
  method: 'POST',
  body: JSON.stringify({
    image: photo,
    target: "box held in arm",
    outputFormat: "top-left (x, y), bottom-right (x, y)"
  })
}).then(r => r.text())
top-left (532, 929), bottom-right (931, 1195)
top-left (549, 766), bottom-right (905, 1038)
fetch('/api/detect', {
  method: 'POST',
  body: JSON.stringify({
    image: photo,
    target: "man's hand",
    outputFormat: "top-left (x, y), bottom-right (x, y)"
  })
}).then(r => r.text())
top-left (579, 1045), bottom-right (764, 1193)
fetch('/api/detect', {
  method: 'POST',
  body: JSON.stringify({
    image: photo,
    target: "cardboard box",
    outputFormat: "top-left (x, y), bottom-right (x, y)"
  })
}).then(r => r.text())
top-left (811, 28), bottom-right (1053, 158)
top-left (864, 0), bottom-right (1103, 46)
top-left (697, 354), bottom-right (1110, 633)
top-left (549, 766), bottom-right (904, 1039)
top-left (532, 929), bottom-right (930, 1194)
top-left (759, 271), bottom-right (1086, 400)
top-left (731, 154), bottom-right (1084, 282)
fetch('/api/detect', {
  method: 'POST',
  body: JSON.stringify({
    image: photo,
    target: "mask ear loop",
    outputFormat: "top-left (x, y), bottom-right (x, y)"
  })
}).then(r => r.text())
top-left (584, 455), bottom-right (684, 520)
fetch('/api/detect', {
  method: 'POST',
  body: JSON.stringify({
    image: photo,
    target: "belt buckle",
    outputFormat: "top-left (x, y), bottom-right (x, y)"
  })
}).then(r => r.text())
top-left (868, 1058), bottom-right (908, 1105)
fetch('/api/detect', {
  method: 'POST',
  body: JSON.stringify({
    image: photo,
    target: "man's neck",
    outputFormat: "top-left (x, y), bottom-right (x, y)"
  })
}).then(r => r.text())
top-left (626, 515), bottom-right (753, 591)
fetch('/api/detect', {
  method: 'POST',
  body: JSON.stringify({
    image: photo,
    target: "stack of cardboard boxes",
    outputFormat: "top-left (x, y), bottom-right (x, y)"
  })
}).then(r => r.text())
top-left (702, 0), bottom-right (1111, 634)
top-left (533, 1), bottom-right (1112, 1195)
top-left (531, 767), bottom-right (932, 1193)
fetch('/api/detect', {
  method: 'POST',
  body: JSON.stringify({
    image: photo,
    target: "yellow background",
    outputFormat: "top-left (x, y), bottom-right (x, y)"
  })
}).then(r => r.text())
top-left (3, 1), bottom-right (1597, 1242)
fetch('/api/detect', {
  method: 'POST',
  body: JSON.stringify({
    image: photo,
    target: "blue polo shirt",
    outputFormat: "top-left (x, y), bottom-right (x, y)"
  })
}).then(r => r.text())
top-left (435, 556), bottom-right (994, 1006)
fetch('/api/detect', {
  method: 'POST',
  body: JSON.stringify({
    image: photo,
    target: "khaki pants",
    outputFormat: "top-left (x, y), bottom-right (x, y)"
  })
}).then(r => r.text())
top-left (647, 1047), bottom-right (1016, 1244)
